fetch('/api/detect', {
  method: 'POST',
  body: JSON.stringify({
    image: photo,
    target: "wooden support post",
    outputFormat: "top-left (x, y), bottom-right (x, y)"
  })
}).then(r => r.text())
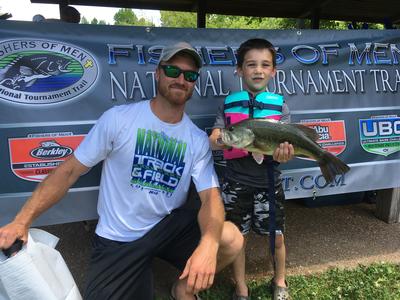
top-left (197, 0), bottom-right (206, 28)
top-left (376, 188), bottom-right (400, 223)
top-left (311, 8), bottom-right (320, 29)
top-left (296, 19), bottom-right (306, 29)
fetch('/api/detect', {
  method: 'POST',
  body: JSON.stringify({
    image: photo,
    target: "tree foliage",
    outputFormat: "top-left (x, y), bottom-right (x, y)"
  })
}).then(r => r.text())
top-left (160, 11), bottom-right (197, 27)
top-left (80, 16), bottom-right (89, 24)
top-left (80, 15), bottom-right (107, 25)
top-left (114, 8), bottom-right (154, 26)
top-left (160, 11), bottom-right (384, 30)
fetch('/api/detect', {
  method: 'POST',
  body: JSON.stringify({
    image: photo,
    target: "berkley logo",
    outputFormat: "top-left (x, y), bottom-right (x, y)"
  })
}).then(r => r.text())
top-left (8, 134), bottom-right (85, 182)
top-left (0, 39), bottom-right (98, 104)
top-left (30, 140), bottom-right (73, 159)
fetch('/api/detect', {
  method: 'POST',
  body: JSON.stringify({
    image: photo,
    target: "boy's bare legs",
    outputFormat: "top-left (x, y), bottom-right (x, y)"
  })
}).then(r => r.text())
top-left (272, 233), bottom-right (287, 287)
top-left (233, 233), bottom-right (287, 297)
top-left (232, 235), bottom-right (249, 297)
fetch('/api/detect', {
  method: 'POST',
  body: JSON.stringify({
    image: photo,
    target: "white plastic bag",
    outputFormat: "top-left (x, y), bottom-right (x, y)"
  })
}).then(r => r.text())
top-left (0, 228), bottom-right (82, 300)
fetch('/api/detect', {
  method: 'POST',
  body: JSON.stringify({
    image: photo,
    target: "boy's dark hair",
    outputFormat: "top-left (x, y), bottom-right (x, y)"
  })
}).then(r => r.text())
top-left (237, 38), bottom-right (276, 68)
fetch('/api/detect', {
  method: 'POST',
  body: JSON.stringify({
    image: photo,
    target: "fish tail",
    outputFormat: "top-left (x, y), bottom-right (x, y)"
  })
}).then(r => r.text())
top-left (318, 151), bottom-right (350, 183)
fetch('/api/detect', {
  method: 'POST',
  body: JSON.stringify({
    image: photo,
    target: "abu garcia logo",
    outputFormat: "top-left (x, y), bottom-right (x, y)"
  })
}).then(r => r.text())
top-left (0, 39), bottom-right (98, 104)
top-left (30, 140), bottom-right (73, 159)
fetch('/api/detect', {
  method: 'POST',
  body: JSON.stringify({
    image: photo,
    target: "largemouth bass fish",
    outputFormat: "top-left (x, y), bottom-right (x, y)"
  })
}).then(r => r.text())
top-left (220, 118), bottom-right (350, 183)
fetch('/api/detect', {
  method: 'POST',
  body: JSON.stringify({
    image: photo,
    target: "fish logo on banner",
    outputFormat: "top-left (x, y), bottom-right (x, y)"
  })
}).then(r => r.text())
top-left (0, 39), bottom-right (98, 104)
top-left (8, 133), bottom-right (85, 182)
top-left (359, 116), bottom-right (400, 156)
top-left (300, 119), bottom-right (347, 156)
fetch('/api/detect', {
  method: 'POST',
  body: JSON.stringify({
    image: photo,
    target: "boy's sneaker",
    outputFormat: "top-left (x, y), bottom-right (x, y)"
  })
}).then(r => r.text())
top-left (270, 279), bottom-right (290, 300)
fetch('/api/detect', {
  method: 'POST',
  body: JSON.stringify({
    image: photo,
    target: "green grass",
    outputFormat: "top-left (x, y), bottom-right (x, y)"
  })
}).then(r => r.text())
top-left (197, 262), bottom-right (400, 300)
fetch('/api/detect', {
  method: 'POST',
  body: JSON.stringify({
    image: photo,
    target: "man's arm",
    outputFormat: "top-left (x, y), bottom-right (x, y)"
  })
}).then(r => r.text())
top-left (0, 155), bottom-right (89, 249)
top-left (179, 186), bottom-right (225, 294)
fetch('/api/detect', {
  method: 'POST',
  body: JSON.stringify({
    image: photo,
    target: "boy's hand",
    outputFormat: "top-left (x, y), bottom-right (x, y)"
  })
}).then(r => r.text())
top-left (273, 142), bottom-right (294, 163)
top-left (209, 128), bottom-right (231, 150)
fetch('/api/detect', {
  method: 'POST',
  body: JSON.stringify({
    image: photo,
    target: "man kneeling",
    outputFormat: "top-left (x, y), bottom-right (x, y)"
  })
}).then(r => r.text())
top-left (0, 41), bottom-right (243, 300)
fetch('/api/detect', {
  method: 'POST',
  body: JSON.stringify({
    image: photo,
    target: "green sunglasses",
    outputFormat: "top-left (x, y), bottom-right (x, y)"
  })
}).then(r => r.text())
top-left (160, 65), bottom-right (199, 82)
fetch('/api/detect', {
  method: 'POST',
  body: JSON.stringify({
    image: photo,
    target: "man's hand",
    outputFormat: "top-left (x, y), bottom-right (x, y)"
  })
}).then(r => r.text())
top-left (179, 239), bottom-right (219, 294)
top-left (0, 222), bottom-right (28, 251)
top-left (273, 142), bottom-right (294, 163)
top-left (0, 156), bottom-right (88, 254)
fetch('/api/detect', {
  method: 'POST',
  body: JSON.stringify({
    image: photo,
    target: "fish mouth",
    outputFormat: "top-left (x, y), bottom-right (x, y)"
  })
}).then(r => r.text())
top-left (216, 137), bottom-right (224, 145)
top-left (220, 130), bottom-right (233, 146)
top-left (220, 129), bottom-right (251, 148)
top-left (220, 130), bottom-right (228, 143)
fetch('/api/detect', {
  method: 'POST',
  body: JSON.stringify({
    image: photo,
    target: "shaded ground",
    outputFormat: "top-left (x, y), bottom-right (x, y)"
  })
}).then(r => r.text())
top-left (41, 200), bottom-right (400, 298)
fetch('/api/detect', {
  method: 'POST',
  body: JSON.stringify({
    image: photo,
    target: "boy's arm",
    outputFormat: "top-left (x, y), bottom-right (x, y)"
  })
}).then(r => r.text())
top-left (0, 156), bottom-right (89, 249)
top-left (209, 104), bottom-right (228, 150)
top-left (273, 103), bottom-right (294, 162)
top-left (209, 128), bottom-right (230, 150)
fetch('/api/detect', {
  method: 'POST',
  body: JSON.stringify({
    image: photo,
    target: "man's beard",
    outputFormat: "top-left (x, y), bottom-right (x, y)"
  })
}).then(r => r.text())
top-left (157, 83), bottom-right (193, 106)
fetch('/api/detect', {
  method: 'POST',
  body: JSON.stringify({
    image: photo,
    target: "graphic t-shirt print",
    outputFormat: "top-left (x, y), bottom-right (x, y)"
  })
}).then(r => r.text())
top-left (131, 128), bottom-right (187, 196)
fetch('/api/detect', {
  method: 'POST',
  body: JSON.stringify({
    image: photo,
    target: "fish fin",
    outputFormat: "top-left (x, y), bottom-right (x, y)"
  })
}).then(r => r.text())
top-left (252, 152), bottom-right (264, 164)
top-left (296, 154), bottom-right (317, 161)
top-left (292, 124), bottom-right (319, 141)
top-left (251, 152), bottom-right (264, 165)
top-left (318, 151), bottom-right (350, 183)
top-left (252, 117), bottom-right (280, 122)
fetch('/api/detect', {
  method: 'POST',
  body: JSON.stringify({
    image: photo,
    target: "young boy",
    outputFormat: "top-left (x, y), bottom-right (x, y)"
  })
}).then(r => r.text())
top-left (209, 38), bottom-right (294, 300)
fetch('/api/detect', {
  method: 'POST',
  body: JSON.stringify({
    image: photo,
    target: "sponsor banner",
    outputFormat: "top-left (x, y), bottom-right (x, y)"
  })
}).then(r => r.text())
top-left (300, 119), bottom-right (347, 156)
top-left (281, 160), bottom-right (400, 199)
top-left (1, 21), bottom-right (400, 225)
top-left (359, 116), bottom-right (400, 156)
top-left (8, 133), bottom-right (85, 182)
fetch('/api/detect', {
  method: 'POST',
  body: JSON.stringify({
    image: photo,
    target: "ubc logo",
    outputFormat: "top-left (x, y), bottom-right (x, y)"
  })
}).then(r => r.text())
top-left (359, 116), bottom-right (400, 156)
top-left (0, 39), bottom-right (98, 104)
top-left (361, 119), bottom-right (400, 137)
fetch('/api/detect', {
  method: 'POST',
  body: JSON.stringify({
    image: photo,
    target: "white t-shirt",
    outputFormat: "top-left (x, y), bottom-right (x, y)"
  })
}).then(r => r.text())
top-left (74, 100), bottom-right (219, 241)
